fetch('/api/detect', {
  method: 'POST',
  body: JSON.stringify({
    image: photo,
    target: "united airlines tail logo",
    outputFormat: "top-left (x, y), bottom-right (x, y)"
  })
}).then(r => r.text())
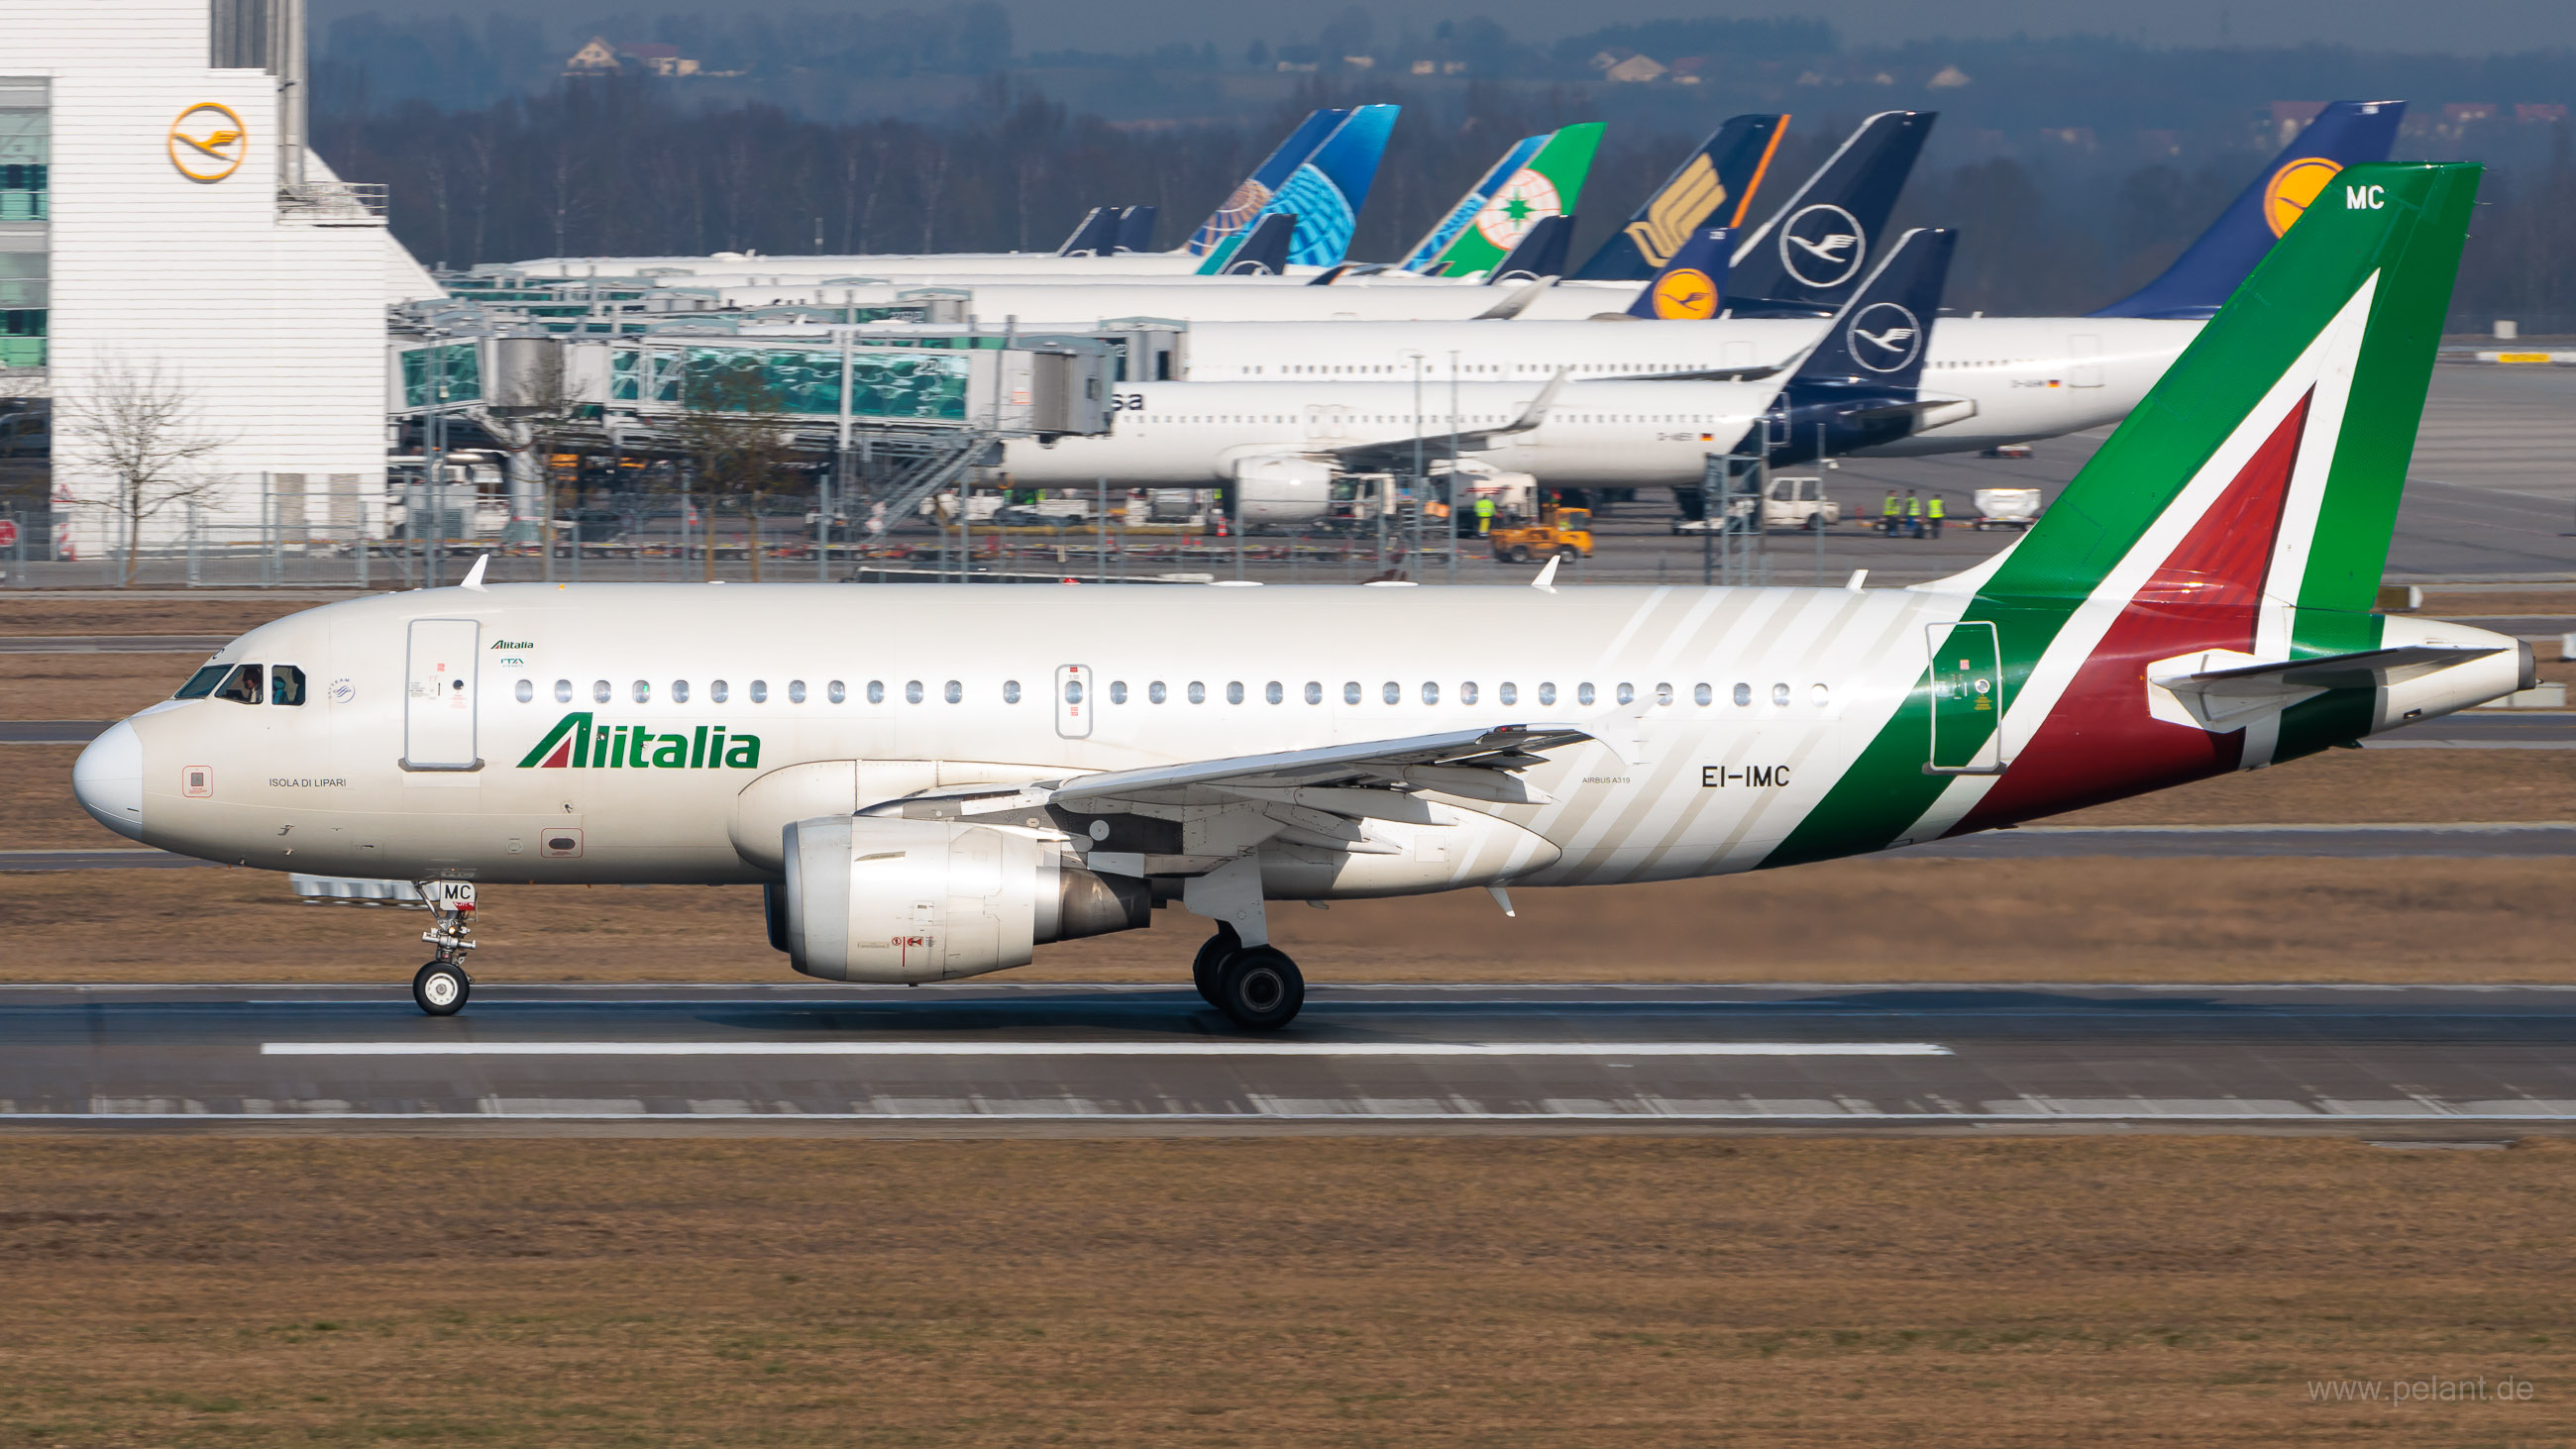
top-left (1780, 203), bottom-right (1865, 289)
top-left (1848, 302), bottom-right (1922, 373)
top-left (1623, 153), bottom-right (1725, 266)
top-left (515, 712), bottom-right (762, 770)
top-left (2264, 156), bottom-right (2344, 237)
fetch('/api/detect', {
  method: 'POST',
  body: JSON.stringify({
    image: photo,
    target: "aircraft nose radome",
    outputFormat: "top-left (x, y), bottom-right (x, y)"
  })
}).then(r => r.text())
top-left (72, 719), bottom-right (144, 841)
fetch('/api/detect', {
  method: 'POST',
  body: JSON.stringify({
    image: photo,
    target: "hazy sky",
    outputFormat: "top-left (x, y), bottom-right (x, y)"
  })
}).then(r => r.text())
top-left (311, 0), bottom-right (2576, 56)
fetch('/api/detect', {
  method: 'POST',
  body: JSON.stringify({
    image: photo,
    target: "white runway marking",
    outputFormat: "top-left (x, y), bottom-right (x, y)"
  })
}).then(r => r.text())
top-left (259, 1040), bottom-right (1955, 1058)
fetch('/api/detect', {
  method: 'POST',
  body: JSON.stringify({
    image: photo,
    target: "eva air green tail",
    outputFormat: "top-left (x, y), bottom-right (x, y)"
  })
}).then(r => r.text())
top-left (1428, 123), bottom-right (1603, 279)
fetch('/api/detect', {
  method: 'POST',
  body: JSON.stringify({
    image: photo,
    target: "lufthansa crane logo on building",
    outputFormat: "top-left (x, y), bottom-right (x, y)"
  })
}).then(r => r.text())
top-left (1779, 203), bottom-right (1865, 290)
top-left (168, 102), bottom-right (247, 183)
top-left (1847, 302), bottom-right (1921, 373)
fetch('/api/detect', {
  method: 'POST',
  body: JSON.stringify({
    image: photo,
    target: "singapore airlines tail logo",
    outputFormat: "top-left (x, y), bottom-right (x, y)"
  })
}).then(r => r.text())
top-left (1623, 153), bottom-right (1726, 267)
top-left (168, 102), bottom-right (247, 182)
top-left (2264, 156), bottom-right (2344, 238)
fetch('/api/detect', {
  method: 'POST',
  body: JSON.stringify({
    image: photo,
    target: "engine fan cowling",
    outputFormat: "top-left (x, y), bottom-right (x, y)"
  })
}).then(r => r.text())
top-left (782, 816), bottom-right (1148, 983)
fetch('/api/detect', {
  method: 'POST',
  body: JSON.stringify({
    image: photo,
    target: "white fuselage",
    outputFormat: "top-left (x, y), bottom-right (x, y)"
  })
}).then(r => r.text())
top-left (96, 583), bottom-right (1975, 890)
top-left (996, 320), bottom-right (2189, 489)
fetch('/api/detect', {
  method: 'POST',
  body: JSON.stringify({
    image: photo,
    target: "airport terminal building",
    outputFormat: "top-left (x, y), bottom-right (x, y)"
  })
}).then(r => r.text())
top-left (1, 0), bottom-right (438, 557)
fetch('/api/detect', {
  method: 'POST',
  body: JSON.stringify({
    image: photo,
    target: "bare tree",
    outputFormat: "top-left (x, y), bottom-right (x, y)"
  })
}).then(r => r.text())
top-left (479, 341), bottom-right (582, 567)
top-left (59, 356), bottom-right (231, 586)
top-left (667, 363), bottom-right (795, 581)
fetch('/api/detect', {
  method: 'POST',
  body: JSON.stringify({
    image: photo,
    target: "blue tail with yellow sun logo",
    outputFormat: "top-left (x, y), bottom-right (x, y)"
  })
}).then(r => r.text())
top-left (1625, 226), bottom-right (1731, 318)
top-left (2092, 99), bottom-right (2406, 319)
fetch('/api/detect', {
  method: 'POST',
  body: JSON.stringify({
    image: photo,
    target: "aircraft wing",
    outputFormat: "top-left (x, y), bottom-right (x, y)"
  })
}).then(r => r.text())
top-left (1318, 370), bottom-right (1570, 472)
top-left (1048, 724), bottom-right (1596, 808)
top-left (858, 724), bottom-right (1605, 862)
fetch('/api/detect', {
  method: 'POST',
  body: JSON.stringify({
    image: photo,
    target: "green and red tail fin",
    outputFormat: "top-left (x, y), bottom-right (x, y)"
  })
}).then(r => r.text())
top-left (1955, 161), bottom-right (2478, 615)
top-left (1765, 163), bottom-right (2479, 869)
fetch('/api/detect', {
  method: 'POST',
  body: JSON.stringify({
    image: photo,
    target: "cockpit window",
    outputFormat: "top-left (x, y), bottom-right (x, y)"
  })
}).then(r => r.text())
top-left (212, 664), bottom-right (265, 704)
top-left (174, 665), bottom-right (230, 699)
top-left (270, 666), bottom-right (306, 706)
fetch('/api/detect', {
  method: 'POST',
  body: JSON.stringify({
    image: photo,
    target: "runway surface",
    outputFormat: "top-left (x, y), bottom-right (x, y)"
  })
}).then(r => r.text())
top-left (7, 982), bottom-right (2576, 1134)
top-left (0, 635), bottom-right (227, 655)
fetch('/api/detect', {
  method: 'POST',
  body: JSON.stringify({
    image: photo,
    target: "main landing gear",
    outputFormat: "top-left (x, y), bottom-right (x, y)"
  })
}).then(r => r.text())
top-left (1192, 924), bottom-right (1306, 1031)
top-left (411, 881), bottom-right (478, 1016)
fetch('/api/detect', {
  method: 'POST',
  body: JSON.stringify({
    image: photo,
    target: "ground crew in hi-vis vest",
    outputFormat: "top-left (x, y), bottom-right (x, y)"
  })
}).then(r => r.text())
top-left (1474, 496), bottom-right (1495, 536)
top-left (1904, 490), bottom-right (1924, 538)
top-left (1881, 491), bottom-right (1901, 536)
top-left (1926, 492), bottom-right (1946, 539)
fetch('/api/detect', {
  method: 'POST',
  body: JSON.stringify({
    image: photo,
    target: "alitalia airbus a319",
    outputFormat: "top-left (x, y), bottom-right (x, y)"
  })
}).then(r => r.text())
top-left (72, 163), bottom-right (2529, 1029)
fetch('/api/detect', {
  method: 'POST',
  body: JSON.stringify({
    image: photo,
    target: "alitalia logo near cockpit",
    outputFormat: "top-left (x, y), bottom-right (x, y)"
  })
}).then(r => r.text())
top-left (515, 713), bottom-right (762, 770)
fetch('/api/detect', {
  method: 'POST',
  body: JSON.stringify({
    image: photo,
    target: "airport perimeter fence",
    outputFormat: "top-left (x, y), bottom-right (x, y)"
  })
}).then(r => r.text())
top-left (0, 476), bottom-right (1604, 589)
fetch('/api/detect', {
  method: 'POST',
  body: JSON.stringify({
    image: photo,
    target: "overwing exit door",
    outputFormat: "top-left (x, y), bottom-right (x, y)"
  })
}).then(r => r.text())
top-left (1054, 664), bottom-right (1094, 739)
top-left (1925, 621), bottom-right (2006, 775)
top-left (405, 618), bottom-right (482, 770)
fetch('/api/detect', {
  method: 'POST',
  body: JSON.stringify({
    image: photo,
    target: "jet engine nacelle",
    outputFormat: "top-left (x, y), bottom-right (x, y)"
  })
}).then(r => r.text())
top-left (1227, 455), bottom-right (1336, 525)
top-left (781, 816), bottom-right (1149, 983)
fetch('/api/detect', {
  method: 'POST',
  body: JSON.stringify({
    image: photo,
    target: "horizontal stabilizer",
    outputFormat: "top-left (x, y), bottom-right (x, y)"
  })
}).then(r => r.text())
top-left (2155, 644), bottom-right (2505, 696)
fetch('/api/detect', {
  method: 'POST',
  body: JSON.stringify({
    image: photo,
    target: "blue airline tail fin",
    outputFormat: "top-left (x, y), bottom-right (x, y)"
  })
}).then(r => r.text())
top-left (1401, 132), bottom-right (1551, 272)
top-left (1217, 213), bottom-right (1298, 274)
top-left (1624, 226), bottom-right (1730, 318)
top-left (2090, 99), bottom-right (2406, 319)
top-left (1056, 206), bottom-right (1121, 257)
top-left (1114, 206), bottom-right (1157, 254)
top-left (1787, 227), bottom-right (1954, 392)
top-left (1245, 103), bottom-right (1401, 268)
top-left (1724, 111), bottom-right (1936, 318)
top-left (1570, 114), bottom-right (1787, 282)
top-left (1489, 214), bottom-right (1573, 283)
top-left (1185, 109), bottom-right (1347, 257)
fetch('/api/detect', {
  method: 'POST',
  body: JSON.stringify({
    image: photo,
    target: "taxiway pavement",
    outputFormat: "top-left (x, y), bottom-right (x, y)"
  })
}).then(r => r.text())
top-left (7, 982), bottom-right (2575, 1134)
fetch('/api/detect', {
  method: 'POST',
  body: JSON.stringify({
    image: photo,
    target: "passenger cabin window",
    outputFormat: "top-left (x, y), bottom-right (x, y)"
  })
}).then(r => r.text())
top-left (1734, 683), bottom-right (1752, 706)
top-left (1005, 680), bottom-right (1021, 704)
top-left (1577, 683), bottom-right (1596, 706)
top-left (1694, 683), bottom-right (1713, 706)
top-left (1617, 684), bottom-right (1636, 706)
top-left (1343, 681), bottom-right (1361, 705)
top-left (1381, 681), bottom-right (1400, 705)
top-left (515, 679), bottom-right (534, 703)
top-left (1461, 682), bottom-right (1478, 705)
top-left (1110, 680), bottom-right (1127, 704)
top-left (751, 680), bottom-right (769, 703)
top-left (829, 681), bottom-right (846, 703)
top-left (1188, 681), bottom-right (1206, 704)
top-left (269, 666), bottom-right (306, 706)
top-left (1304, 681), bottom-right (1322, 705)
top-left (632, 679), bottom-right (650, 703)
top-left (1499, 682), bottom-right (1518, 706)
top-left (593, 679), bottom-right (611, 704)
top-left (712, 679), bottom-right (730, 703)
top-left (673, 680), bottom-right (691, 703)
top-left (943, 680), bottom-right (961, 703)
top-left (789, 680), bottom-right (807, 703)
top-left (1227, 681), bottom-right (1244, 705)
top-left (906, 680), bottom-right (923, 704)
top-left (174, 664), bottom-right (230, 699)
top-left (1149, 681), bottom-right (1167, 704)
top-left (1539, 683), bottom-right (1556, 706)
top-left (1771, 683), bottom-right (1791, 706)
top-left (1421, 681), bottom-right (1439, 705)
top-left (867, 680), bottom-right (884, 704)
top-left (555, 679), bottom-right (573, 703)
top-left (1265, 681), bottom-right (1283, 705)
top-left (214, 664), bottom-right (264, 704)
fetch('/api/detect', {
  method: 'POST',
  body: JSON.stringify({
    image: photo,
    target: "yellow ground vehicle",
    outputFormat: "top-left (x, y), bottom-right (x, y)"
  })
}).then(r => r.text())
top-left (1489, 507), bottom-right (1593, 564)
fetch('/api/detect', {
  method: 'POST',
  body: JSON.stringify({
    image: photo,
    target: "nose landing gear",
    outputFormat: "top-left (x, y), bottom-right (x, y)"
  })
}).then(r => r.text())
top-left (411, 880), bottom-right (479, 1016)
